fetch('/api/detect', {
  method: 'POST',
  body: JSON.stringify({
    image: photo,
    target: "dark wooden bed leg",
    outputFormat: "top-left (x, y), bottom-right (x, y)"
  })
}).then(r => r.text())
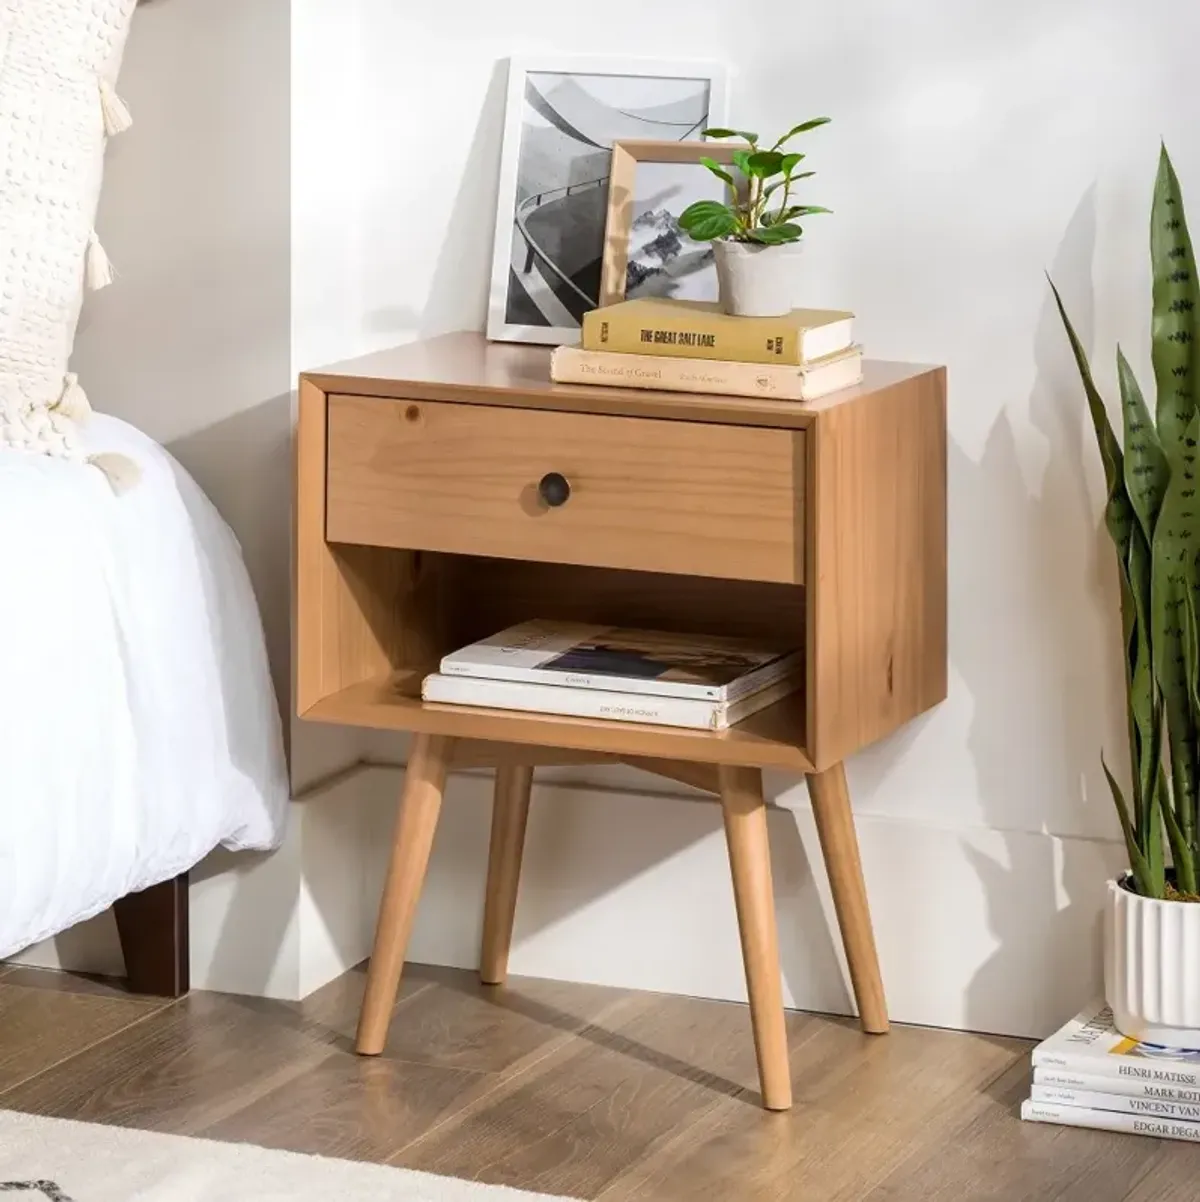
top-left (113, 872), bottom-right (190, 997)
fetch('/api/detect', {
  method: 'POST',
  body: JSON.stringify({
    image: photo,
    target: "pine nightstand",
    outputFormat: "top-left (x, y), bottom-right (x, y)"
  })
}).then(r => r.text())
top-left (296, 332), bottom-right (947, 1111)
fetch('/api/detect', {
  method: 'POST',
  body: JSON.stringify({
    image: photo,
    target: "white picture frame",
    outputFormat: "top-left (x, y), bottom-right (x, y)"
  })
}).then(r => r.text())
top-left (486, 55), bottom-right (728, 346)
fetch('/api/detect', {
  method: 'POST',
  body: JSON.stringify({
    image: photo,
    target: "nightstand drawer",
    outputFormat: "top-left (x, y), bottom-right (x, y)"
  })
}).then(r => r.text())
top-left (325, 395), bottom-right (804, 583)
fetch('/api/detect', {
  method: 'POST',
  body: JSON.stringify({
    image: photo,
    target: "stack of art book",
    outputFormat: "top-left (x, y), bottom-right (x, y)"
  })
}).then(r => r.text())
top-left (422, 619), bottom-right (802, 731)
top-left (1022, 1001), bottom-right (1200, 1143)
top-left (549, 297), bottom-right (863, 402)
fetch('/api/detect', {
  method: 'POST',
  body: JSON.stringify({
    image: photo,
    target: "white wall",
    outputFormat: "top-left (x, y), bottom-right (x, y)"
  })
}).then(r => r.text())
top-left (290, 0), bottom-right (1200, 1038)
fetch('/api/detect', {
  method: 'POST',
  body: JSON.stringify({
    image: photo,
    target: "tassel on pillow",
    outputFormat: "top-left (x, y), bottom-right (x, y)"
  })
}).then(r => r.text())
top-left (54, 373), bottom-right (92, 422)
top-left (98, 77), bottom-right (133, 136)
top-left (86, 231), bottom-right (115, 291)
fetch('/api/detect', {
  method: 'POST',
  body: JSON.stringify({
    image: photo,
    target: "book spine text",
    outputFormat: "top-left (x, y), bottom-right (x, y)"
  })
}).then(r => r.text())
top-left (1033, 1051), bottom-right (1200, 1090)
top-left (1021, 1099), bottom-right (1200, 1143)
top-left (1031, 1083), bottom-right (1200, 1121)
top-left (582, 308), bottom-right (806, 365)
top-left (1033, 1067), bottom-right (1200, 1104)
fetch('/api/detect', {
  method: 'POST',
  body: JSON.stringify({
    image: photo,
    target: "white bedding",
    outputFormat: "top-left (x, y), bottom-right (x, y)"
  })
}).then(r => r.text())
top-left (0, 415), bottom-right (289, 959)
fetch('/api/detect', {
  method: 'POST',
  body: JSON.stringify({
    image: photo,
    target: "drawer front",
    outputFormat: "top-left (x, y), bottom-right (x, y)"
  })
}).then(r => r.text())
top-left (326, 396), bottom-right (803, 584)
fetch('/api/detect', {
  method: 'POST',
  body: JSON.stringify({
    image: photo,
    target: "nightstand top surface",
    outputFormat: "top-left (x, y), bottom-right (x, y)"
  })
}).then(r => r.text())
top-left (302, 332), bottom-right (942, 430)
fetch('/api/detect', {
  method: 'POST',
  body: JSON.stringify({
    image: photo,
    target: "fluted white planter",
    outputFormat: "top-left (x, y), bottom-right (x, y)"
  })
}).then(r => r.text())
top-left (713, 240), bottom-right (804, 317)
top-left (1105, 876), bottom-right (1200, 1048)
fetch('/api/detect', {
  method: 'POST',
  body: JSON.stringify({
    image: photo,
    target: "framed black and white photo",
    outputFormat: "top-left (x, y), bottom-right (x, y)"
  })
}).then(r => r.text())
top-left (599, 139), bottom-right (741, 309)
top-left (487, 56), bottom-right (728, 345)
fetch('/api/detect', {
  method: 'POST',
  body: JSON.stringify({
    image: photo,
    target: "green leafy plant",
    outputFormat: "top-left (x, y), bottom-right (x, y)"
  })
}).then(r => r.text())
top-left (677, 120), bottom-right (832, 246)
top-left (1054, 145), bottom-right (1200, 901)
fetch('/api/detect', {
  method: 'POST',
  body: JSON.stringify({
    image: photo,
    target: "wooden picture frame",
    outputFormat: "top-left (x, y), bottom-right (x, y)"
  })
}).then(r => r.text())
top-left (599, 139), bottom-right (740, 309)
top-left (486, 57), bottom-right (728, 346)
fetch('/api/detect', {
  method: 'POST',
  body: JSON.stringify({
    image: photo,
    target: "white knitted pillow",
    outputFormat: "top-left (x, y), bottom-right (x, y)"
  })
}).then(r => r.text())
top-left (0, 0), bottom-right (138, 489)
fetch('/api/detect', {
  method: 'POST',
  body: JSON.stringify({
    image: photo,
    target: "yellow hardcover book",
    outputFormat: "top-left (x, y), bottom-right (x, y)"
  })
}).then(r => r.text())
top-left (550, 345), bottom-right (863, 402)
top-left (581, 298), bottom-right (854, 365)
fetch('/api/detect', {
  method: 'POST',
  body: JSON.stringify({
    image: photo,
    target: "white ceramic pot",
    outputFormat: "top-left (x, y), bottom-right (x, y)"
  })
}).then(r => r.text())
top-left (1105, 875), bottom-right (1200, 1047)
top-left (713, 239), bottom-right (803, 317)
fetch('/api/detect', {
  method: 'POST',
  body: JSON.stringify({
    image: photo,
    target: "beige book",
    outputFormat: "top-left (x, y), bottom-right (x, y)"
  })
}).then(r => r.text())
top-left (581, 297), bottom-right (854, 365)
top-left (550, 344), bottom-right (863, 402)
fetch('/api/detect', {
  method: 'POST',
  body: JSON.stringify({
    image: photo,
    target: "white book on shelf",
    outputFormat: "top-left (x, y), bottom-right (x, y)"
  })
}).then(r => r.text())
top-left (1031, 1001), bottom-right (1200, 1089)
top-left (1032, 1066), bottom-right (1200, 1105)
top-left (420, 671), bottom-right (798, 731)
top-left (1030, 1083), bottom-right (1200, 1122)
top-left (439, 619), bottom-right (801, 703)
top-left (1021, 1098), bottom-right (1200, 1143)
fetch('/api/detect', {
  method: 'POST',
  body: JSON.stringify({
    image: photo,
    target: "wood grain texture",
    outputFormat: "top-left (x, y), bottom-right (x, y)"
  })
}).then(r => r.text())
top-left (479, 765), bottom-right (534, 986)
top-left (357, 734), bottom-right (454, 1055)
top-left (395, 990), bottom-right (763, 1197)
top-left (326, 395), bottom-right (804, 584)
top-left (0, 991), bottom-right (330, 1134)
top-left (805, 366), bottom-right (948, 769)
top-left (453, 557), bottom-right (806, 646)
top-left (0, 981), bottom-right (165, 1095)
top-left (113, 872), bottom-right (189, 997)
top-left (9, 963), bottom-right (1200, 1200)
top-left (717, 764), bottom-right (791, 1110)
top-left (304, 669), bottom-right (812, 771)
top-left (303, 332), bottom-right (936, 431)
top-left (807, 762), bottom-right (889, 1034)
top-left (296, 379), bottom-right (413, 712)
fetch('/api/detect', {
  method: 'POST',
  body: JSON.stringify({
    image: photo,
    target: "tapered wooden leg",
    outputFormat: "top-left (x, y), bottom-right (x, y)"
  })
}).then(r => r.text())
top-left (479, 764), bottom-right (534, 985)
top-left (113, 872), bottom-right (189, 997)
top-left (356, 733), bottom-right (453, 1055)
top-left (808, 761), bottom-right (889, 1034)
top-left (718, 764), bottom-right (792, 1111)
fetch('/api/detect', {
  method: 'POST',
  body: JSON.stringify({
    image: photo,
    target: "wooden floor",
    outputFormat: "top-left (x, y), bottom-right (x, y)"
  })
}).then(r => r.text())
top-left (0, 963), bottom-right (1197, 1201)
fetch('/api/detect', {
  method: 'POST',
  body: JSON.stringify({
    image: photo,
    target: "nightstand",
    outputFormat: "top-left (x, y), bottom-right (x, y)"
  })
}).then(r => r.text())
top-left (296, 332), bottom-right (947, 1111)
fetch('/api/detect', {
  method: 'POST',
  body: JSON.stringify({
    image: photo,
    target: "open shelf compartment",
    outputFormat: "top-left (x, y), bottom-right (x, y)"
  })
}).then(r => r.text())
top-left (300, 548), bottom-right (812, 771)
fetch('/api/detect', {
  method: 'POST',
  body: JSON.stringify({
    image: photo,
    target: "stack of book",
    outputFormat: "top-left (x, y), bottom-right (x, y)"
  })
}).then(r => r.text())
top-left (1022, 1001), bottom-right (1200, 1143)
top-left (549, 297), bottom-right (863, 402)
top-left (421, 620), bottom-right (802, 731)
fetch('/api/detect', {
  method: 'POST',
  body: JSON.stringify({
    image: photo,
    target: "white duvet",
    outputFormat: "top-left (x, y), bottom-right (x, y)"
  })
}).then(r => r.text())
top-left (0, 415), bottom-right (288, 959)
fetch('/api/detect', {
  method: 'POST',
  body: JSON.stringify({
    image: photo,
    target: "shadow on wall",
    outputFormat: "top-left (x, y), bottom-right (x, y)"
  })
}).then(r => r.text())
top-left (959, 189), bottom-right (1130, 1037)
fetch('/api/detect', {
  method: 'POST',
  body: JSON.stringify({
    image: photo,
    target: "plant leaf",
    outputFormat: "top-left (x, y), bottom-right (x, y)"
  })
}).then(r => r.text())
top-left (677, 199), bottom-right (739, 242)
top-left (746, 150), bottom-right (785, 178)
top-left (1152, 144), bottom-right (1200, 465)
top-left (1152, 409), bottom-right (1200, 874)
top-left (781, 152), bottom-right (806, 174)
top-left (1177, 583), bottom-right (1200, 892)
top-left (731, 149), bottom-right (753, 178)
top-left (1103, 755), bottom-right (1158, 896)
top-left (699, 156), bottom-right (735, 187)
top-left (746, 222), bottom-right (803, 244)
top-left (771, 117), bottom-right (831, 149)
top-left (703, 128), bottom-right (758, 144)
top-left (1126, 525), bottom-right (1154, 839)
top-left (1049, 278), bottom-right (1136, 560)
top-left (1117, 346), bottom-right (1169, 543)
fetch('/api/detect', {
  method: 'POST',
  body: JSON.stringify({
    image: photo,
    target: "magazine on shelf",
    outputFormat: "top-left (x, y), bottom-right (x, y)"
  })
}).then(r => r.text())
top-left (1031, 1002), bottom-right (1200, 1089)
top-left (439, 620), bottom-right (802, 703)
top-left (420, 671), bottom-right (798, 732)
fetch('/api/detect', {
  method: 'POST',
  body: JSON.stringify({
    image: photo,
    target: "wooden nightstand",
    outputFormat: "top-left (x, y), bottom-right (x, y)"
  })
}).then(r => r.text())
top-left (296, 332), bottom-right (947, 1111)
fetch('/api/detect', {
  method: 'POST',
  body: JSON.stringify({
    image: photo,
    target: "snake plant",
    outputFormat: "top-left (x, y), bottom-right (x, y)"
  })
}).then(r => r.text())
top-left (1053, 145), bottom-right (1200, 900)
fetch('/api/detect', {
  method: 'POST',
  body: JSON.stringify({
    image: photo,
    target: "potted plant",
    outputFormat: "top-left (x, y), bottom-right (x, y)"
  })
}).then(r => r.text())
top-left (677, 120), bottom-right (832, 317)
top-left (1055, 145), bottom-right (1200, 1047)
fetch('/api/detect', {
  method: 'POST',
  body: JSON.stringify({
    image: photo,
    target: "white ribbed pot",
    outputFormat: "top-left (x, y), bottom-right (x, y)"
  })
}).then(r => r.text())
top-left (1105, 875), bottom-right (1200, 1048)
top-left (713, 239), bottom-right (804, 317)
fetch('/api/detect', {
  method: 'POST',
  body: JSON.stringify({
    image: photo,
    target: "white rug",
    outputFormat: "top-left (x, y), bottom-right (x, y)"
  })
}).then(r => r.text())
top-left (0, 1111), bottom-right (575, 1202)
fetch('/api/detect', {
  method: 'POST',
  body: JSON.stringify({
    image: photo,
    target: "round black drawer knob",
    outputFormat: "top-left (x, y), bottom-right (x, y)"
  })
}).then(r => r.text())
top-left (538, 472), bottom-right (571, 507)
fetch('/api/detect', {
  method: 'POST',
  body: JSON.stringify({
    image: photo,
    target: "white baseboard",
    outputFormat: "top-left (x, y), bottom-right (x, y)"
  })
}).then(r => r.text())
top-left (8, 761), bottom-right (1126, 1037)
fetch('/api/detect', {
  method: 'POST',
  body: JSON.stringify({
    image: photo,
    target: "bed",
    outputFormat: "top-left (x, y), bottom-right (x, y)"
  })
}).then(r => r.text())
top-left (0, 413), bottom-right (289, 992)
